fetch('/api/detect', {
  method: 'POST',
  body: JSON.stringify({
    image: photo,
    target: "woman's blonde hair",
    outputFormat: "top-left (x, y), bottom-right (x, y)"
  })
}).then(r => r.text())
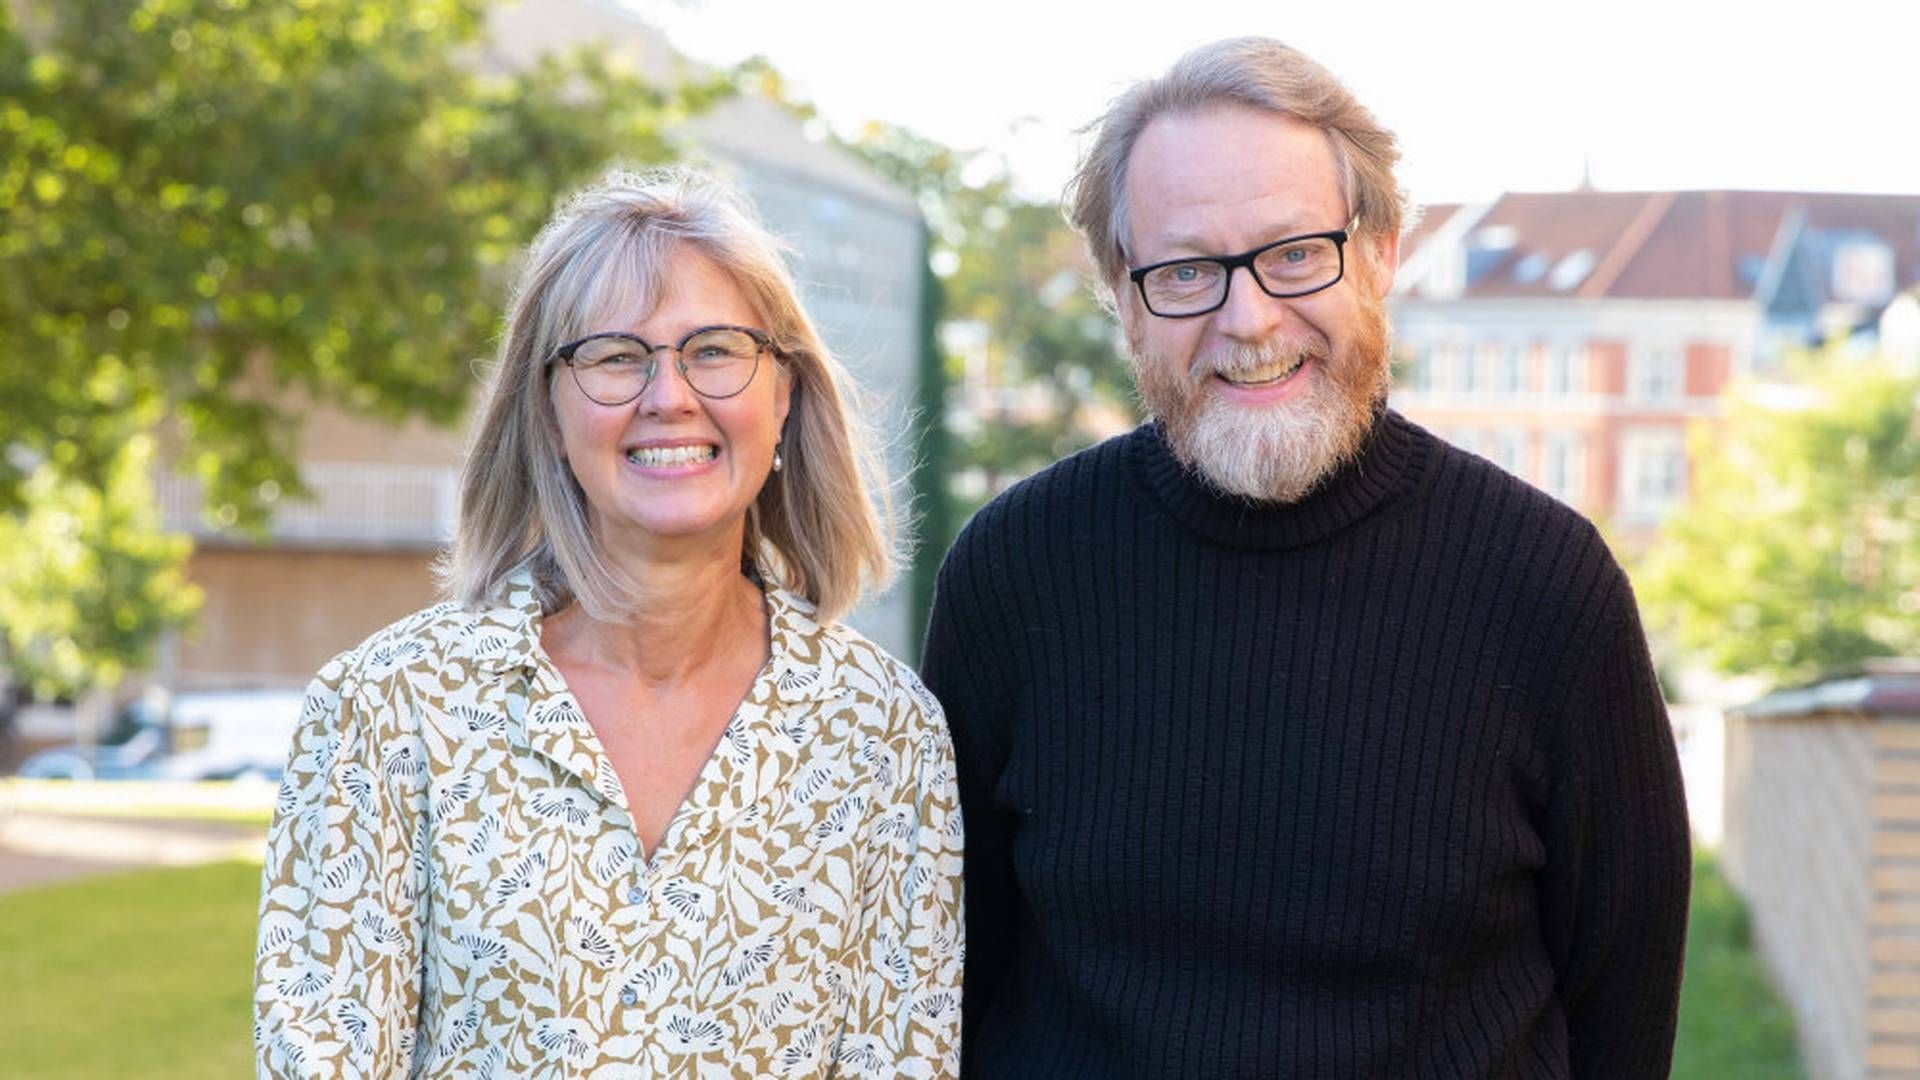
top-left (441, 166), bottom-right (894, 624)
top-left (1066, 37), bottom-right (1409, 304)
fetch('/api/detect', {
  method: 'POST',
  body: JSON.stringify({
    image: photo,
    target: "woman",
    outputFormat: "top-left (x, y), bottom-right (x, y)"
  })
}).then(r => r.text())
top-left (254, 168), bottom-right (962, 1078)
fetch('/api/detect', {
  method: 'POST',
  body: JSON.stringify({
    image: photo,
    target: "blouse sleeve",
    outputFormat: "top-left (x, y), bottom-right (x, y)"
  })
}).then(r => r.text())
top-left (839, 669), bottom-right (965, 1078)
top-left (254, 654), bottom-right (430, 1079)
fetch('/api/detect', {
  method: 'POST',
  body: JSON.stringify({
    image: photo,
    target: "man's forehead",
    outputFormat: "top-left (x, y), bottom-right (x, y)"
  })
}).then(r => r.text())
top-left (1125, 104), bottom-right (1346, 255)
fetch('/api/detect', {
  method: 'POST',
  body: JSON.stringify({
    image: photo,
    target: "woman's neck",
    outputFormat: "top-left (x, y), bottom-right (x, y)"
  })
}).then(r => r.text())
top-left (544, 538), bottom-right (768, 688)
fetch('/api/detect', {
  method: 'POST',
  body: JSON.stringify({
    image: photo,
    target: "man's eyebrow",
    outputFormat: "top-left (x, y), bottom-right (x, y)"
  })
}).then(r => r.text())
top-left (1140, 222), bottom-right (1324, 261)
top-left (1148, 233), bottom-right (1216, 257)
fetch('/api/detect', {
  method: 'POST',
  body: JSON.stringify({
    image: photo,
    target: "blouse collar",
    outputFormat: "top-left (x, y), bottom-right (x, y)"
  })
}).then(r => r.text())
top-left (464, 567), bottom-right (843, 705)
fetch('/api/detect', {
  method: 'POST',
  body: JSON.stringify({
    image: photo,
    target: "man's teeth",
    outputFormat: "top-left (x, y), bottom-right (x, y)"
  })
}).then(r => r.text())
top-left (1220, 356), bottom-right (1305, 385)
top-left (625, 445), bottom-right (717, 467)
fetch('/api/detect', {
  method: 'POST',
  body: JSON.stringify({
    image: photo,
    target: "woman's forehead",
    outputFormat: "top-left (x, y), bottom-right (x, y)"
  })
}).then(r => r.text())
top-left (562, 238), bottom-right (664, 337)
top-left (576, 246), bottom-right (765, 337)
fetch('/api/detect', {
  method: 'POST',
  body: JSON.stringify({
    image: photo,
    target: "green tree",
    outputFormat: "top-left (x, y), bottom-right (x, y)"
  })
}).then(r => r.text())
top-left (0, 0), bottom-right (715, 694)
top-left (841, 121), bottom-right (1134, 521)
top-left (1640, 358), bottom-right (1920, 686)
top-left (836, 119), bottom-right (1134, 646)
top-left (0, 434), bottom-right (199, 692)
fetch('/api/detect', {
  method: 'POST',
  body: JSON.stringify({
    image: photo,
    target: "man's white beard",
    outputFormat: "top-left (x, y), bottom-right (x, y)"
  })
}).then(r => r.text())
top-left (1128, 298), bottom-right (1391, 504)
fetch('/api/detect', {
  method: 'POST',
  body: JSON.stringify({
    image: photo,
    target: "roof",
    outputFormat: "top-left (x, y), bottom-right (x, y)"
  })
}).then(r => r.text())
top-left (1398, 189), bottom-right (1920, 303)
top-left (1733, 660), bottom-right (1920, 720)
top-left (1400, 203), bottom-right (1462, 258)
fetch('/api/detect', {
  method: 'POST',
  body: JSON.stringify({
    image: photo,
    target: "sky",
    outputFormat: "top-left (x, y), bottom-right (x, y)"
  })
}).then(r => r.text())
top-left (621, 0), bottom-right (1919, 209)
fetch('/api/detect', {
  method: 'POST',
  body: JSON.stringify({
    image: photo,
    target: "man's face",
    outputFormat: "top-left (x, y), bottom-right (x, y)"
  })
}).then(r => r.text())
top-left (1121, 103), bottom-right (1399, 503)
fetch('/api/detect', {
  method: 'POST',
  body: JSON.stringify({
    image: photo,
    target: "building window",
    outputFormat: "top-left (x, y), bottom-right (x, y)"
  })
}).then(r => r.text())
top-left (1543, 345), bottom-right (1588, 395)
top-left (1408, 345), bottom-right (1434, 392)
top-left (1500, 346), bottom-right (1527, 395)
top-left (1833, 240), bottom-right (1895, 305)
top-left (1540, 431), bottom-right (1587, 505)
top-left (1459, 345), bottom-right (1487, 394)
top-left (1422, 344), bottom-right (1451, 393)
top-left (1493, 428), bottom-right (1527, 475)
top-left (1628, 343), bottom-right (1685, 402)
top-left (1618, 428), bottom-right (1686, 523)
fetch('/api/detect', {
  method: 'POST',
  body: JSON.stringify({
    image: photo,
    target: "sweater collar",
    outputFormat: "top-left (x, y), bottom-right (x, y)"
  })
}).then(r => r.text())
top-left (1124, 405), bottom-right (1427, 551)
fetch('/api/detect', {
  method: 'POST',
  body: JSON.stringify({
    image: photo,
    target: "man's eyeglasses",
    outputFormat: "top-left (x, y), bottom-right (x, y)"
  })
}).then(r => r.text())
top-left (547, 325), bottom-right (783, 405)
top-left (1127, 220), bottom-right (1357, 318)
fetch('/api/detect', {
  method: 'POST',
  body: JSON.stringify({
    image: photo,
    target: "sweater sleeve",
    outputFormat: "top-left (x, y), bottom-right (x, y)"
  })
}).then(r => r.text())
top-left (1537, 576), bottom-right (1692, 1079)
top-left (919, 544), bottom-right (1019, 1072)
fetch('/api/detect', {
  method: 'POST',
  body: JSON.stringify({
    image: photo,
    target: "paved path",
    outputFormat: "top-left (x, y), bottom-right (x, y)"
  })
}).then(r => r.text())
top-left (0, 810), bottom-right (265, 894)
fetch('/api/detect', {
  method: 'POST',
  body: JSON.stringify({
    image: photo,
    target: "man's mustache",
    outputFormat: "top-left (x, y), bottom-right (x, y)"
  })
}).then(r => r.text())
top-left (1187, 338), bottom-right (1331, 385)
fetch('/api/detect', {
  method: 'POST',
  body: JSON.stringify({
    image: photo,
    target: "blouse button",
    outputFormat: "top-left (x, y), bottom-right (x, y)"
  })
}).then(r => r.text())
top-left (626, 885), bottom-right (645, 904)
top-left (620, 988), bottom-right (638, 1006)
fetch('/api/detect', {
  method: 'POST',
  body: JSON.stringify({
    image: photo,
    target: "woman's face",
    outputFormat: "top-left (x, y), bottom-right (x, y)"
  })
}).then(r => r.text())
top-left (550, 247), bottom-right (792, 559)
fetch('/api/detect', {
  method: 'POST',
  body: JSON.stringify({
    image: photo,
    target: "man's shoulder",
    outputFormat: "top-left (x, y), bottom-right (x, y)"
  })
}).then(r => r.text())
top-left (1415, 423), bottom-right (1630, 612)
top-left (1417, 423), bottom-right (1605, 539)
top-left (950, 426), bottom-right (1140, 552)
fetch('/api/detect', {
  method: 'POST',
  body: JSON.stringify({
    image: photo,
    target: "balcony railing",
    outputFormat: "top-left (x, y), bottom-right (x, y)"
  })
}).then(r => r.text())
top-left (157, 463), bottom-right (458, 548)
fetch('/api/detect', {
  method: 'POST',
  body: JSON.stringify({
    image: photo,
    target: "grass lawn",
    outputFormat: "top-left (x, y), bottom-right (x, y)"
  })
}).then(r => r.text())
top-left (1673, 851), bottom-right (1804, 1079)
top-left (0, 860), bottom-right (260, 1080)
top-left (0, 850), bottom-right (1801, 1076)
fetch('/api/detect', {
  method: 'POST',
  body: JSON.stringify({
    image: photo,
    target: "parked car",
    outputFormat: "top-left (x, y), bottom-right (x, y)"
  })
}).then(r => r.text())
top-left (17, 687), bottom-right (307, 782)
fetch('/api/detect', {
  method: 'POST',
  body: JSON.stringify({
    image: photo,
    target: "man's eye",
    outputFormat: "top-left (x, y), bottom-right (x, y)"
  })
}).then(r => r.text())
top-left (1172, 265), bottom-right (1201, 282)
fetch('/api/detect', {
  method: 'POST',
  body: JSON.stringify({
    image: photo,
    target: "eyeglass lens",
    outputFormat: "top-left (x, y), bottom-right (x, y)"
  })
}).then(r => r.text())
top-left (569, 328), bottom-right (761, 403)
top-left (1140, 236), bottom-right (1343, 316)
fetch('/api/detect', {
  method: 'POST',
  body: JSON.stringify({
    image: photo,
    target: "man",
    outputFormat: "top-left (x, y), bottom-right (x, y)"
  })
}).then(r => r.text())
top-left (920, 38), bottom-right (1690, 1079)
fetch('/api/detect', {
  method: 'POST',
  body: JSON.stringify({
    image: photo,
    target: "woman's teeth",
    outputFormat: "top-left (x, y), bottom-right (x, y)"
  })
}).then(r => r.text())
top-left (1220, 355), bottom-right (1305, 386)
top-left (626, 445), bottom-right (717, 467)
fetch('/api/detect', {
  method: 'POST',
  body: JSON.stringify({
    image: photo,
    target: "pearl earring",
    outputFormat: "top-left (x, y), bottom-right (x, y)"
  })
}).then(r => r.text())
top-left (772, 440), bottom-right (784, 473)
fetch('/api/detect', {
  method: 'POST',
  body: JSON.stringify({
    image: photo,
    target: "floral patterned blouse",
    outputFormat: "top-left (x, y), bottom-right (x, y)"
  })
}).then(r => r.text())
top-left (254, 572), bottom-right (963, 1078)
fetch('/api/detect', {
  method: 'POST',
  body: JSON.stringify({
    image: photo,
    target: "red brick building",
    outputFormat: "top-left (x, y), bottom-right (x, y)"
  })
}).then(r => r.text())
top-left (1390, 190), bottom-right (1920, 540)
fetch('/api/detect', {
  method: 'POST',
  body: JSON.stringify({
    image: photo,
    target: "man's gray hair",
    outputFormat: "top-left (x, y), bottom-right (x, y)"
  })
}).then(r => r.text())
top-left (1065, 37), bottom-right (1409, 305)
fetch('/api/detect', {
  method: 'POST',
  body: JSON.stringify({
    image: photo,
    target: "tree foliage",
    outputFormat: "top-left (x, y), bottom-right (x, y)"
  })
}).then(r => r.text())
top-left (0, 435), bottom-right (199, 693)
top-left (1639, 358), bottom-right (1920, 686)
top-left (840, 119), bottom-right (1134, 525)
top-left (0, 0), bottom-right (715, 692)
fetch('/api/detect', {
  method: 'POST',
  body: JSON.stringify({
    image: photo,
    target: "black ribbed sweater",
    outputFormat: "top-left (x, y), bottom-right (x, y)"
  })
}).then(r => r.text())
top-left (920, 410), bottom-right (1691, 1079)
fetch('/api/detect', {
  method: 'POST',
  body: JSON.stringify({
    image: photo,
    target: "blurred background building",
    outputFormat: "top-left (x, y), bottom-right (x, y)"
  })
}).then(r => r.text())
top-left (143, 0), bottom-right (925, 697)
top-left (1390, 188), bottom-right (1920, 542)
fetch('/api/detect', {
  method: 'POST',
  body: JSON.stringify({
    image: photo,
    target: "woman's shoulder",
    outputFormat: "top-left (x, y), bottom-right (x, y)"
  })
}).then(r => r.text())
top-left (768, 589), bottom-right (943, 733)
top-left (314, 584), bottom-right (540, 700)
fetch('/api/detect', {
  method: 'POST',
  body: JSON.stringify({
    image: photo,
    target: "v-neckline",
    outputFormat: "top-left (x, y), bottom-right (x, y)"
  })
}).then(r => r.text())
top-left (525, 583), bottom-right (783, 871)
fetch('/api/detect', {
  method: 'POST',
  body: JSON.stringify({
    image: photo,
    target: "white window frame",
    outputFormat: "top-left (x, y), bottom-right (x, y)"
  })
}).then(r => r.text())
top-left (1543, 344), bottom-right (1589, 396)
top-left (1493, 428), bottom-right (1528, 476)
top-left (1500, 346), bottom-right (1527, 396)
top-left (1540, 430), bottom-right (1588, 505)
top-left (1628, 342), bottom-right (1685, 403)
top-left (1616, 427), bottom-right (1687, 524)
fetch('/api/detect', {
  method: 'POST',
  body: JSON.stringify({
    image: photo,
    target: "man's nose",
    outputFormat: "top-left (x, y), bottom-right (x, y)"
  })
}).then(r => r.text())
top-left (1211, 265), bottom-right (1290, 343)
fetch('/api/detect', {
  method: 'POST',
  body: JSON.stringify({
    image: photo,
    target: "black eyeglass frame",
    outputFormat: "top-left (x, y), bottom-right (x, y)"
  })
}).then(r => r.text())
top-left (545, 323), bottom-right (786, 404)
top-left (1126, 219), bottom-right (1358, 319)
